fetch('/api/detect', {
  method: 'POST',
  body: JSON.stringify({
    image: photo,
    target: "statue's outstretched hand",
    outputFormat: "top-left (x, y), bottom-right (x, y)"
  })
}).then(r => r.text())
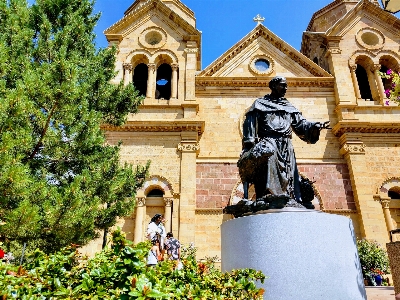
top-left (317, 121), bottom-right (331, 130)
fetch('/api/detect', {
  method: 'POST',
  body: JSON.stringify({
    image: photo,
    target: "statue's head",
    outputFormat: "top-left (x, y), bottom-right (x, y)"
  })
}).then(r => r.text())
top-left (269, 76), bottom-right (287, 98)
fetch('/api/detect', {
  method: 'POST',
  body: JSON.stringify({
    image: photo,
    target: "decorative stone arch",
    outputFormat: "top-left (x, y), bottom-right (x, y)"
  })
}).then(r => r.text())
top-left (137, 174), bottom-right (177, 198)
top-left (153, 50), bottom-right (178, 67)
top-left (229, 173), bottom-right (323, 210)
top-left (153, 50), bottom-right (179, 100)
top-left (374, 177), bottom-right (400, 237)
top-left (348, 50), bottom-right (375, 67)
top-left (348, 51), bottom-right (379, 102)
top-left (377, 177), bottom-right (400, 198)
top-left (126, 52), bottom-right (152, 97)
top-left (134, 175), bottom-right (178, 244)
top-left (125, 49), bottom-right (152, 65)
top-left (376, 50), bottom-right (400, 70)
top-left (121, 50), bottom-right (152, 88)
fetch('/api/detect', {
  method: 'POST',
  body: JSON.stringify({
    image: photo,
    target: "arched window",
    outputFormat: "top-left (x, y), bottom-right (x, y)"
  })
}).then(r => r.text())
top-left (356, 64), bottom-right (373, 100)
top-left (313, 57), bottom-right (319, 65)
top-left (155, 63), bottom-right (172, 100)
top-left (389, 187), bottom-right (400, 200)
top-left (132, 63), bottom-right (148, 97)
top-left (147, 189), bottom-right (165, 197)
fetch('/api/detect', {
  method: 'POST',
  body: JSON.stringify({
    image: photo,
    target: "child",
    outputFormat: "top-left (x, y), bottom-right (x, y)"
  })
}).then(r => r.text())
top-left (147, 239), bottom-right (160, 267)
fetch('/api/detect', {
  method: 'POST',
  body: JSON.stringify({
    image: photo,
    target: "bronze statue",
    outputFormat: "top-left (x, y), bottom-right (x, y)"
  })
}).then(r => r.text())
top-left (227, 76), bottom-right (329, 215)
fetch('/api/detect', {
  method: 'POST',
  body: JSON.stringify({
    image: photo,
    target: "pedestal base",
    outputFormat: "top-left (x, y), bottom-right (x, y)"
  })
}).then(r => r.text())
top-left (221, 210), bottom-right (366, 300)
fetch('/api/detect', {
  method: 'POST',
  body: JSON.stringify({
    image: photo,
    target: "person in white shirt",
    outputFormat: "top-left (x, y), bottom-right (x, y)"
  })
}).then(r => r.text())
top-left (147, 214), bottom-right (163, 241)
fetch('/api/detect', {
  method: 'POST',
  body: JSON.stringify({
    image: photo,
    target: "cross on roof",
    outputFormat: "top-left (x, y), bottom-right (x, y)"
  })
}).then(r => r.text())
top-left (253, 14), bottom-right (265, 25)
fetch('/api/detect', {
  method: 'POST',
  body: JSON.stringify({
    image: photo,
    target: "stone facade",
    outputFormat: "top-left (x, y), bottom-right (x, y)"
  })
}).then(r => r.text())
top-left (80, 0), bottom-right (400, 259)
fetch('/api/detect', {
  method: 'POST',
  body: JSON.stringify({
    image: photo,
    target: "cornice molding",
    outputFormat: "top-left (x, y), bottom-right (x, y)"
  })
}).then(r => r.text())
top-left (306, 0), bottom-right (346, 31)
top-left (101, 120), bottom-right (205, 136)
top-left (104, 0), bottom-right (200, 43)
top-left (196, 77), bottom-right (334, 88)
top-left (195, 208), bottom-right (224, 215)
top-left (325, 0), bottom-right (400, 37)
top-left (322, 209), bottom-right (358, 215)
top-left (332, 121), bottom-right (400, 137)
top-left (198, 25), bottom-right (331, 78)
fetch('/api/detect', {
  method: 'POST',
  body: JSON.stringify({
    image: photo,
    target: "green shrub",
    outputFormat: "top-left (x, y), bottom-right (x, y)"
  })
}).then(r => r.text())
top-left (357, 239), bottom-right (390, 285)
top-left (0, 229), bottom-right (265, 299)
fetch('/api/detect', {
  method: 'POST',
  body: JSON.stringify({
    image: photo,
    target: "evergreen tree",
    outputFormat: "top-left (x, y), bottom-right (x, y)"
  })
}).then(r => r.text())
top-left (0, 0), bottom-right (148, 253)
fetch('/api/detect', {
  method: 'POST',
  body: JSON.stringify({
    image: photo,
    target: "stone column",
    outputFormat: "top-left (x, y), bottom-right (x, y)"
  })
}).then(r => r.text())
top-left (381, 198), bottom-right (395, 232)
top-left (164, 198), bottom-right (173, 233)
top-left (326, 37), bottom-right (356, 104)
top-left (171, 63), bottom-right (179, 100)
top-left (177, 133), bottom-right (199, 244)
top-left (349, 65), bottom-right (361, 100)
top-left (134, 197), bottom-right (146, 245)
top-left (339, 134), bottom-right (388, 246)
top-left (372, 64), bottom-right (385, 103)
top-left (184, 41), bottom-right (198, 101)
top-left (146, 63), bottom-right (156, 98)
top-left (123, 63), bottom-right (132, 86)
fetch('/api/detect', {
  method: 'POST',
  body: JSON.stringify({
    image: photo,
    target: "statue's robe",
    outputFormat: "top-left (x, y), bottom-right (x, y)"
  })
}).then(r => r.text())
top-left (239, 95), bottom-right (321, 202)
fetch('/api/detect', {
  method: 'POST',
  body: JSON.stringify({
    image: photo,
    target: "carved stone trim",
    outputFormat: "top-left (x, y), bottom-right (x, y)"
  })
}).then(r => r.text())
top-left (164, 197), bottom-right (173, 207)
top-left (184, 48), bottom-right (199, 53)
top-left (340, 142), bottom-right (366, 156)
top-left (349, 65), bottom-right (357, 72)
top-left (196, 77), bottom-right (334, 88)
top-left (148, 63), bottom-right (156, 72)
top-left (371, 63), bottom-right (382, 72)
top-left (101, 120), bottom-right (205, 136)
top-left (136, 197), bottom-right (146, 206)
top-left (381, 199), bottom-right (391, 209)
top-left (138, 26), bottom-right (167, 49)
top-left (123, 63), bottom-right (133, 71)
top-left (198, 26), bottom-right (331, 77)
top-left (326, 37), bottom-right (342, 55)
top-left (195, 208), bottom-right (224, 215)
top-left (171, 63), bottom-right (179, 71)
top-left (177, 142), bottom-right (200, 153)
top-left (356, 27), bottom-right (385, 51)
top-left (248, 54), bottom-right (275, 76)
top-left (104, 0), bottom-right (200, 43)
top-left (332, 121), bottom-right (400, 137)
top-left (322, 209), bottom-right (358, 215)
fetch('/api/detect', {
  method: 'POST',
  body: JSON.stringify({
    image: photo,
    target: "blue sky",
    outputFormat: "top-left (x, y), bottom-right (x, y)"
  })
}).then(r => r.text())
top-left (93, 0), bottom-right (399, 69)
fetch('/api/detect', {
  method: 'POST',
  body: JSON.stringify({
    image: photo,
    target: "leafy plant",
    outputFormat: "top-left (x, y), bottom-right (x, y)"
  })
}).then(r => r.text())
top-left (380, 69), bottom-right (400, 105)
top-left (357, 239), bottom-right (390, 285)
top-left (0, 229), bottom-right (266, 299)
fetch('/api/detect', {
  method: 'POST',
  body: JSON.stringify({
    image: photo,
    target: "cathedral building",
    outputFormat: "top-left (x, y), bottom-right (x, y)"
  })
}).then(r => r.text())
top-left (83, 0), bottom-right (400, 259)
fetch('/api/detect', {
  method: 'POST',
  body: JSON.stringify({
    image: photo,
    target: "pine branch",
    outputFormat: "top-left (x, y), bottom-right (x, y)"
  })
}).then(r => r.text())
top-left (27, 101), bottom-right (58, 161)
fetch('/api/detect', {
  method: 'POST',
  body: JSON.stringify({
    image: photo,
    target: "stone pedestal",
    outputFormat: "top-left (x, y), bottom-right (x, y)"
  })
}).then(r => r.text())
top-left (221, 209), bottom-right (366, 300)
top-left (387, 242), bottom-right (400, 295)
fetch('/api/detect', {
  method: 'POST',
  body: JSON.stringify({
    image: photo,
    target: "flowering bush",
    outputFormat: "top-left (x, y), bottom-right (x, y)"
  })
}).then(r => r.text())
top-left (357, 239), bottom-right (390, 286)
top-left (0, 229), bottom-right (265, 299)
top-left (380, 69), bottom-right (400, 105)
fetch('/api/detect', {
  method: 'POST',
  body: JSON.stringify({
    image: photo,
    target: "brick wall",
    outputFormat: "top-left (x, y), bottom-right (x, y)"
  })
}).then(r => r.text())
top-left (197, 162), bottom-right (355, 210)
top-left (196, 163), bottom-right (239, 208)
top-left (298, 163), bottom-right (356, 210)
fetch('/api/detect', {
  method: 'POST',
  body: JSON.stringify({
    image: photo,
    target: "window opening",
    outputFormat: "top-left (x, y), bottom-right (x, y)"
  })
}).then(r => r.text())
top-left (389, 187), bottom-right (400, 200)
top-left (156, 63), bottom-right (172, 100)
top-left (355, 64), bottom-right (373, 100)
top-left (254, 59), bottom-right (270, 72)
top-left (132, 63), bottom-right (148, 97)
top-left (147, 189), bottom-right (164, 197)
